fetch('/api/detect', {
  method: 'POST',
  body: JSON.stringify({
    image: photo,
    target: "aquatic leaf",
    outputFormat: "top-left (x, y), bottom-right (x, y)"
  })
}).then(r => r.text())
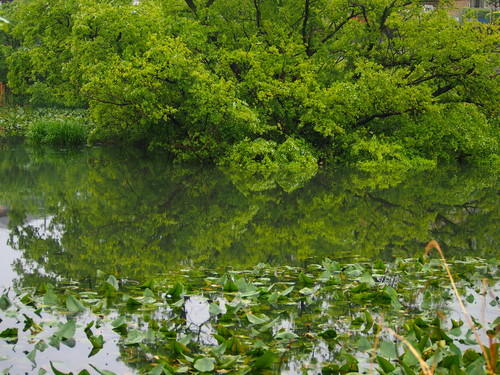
top-left (43, 289), bottom-right (59, 306)
top-left (374, 259), bottom-right (386, 271)
top-left (26, 349), bottom-right (36, 365)
top-left (339, 354), bottom-right (358, 373)
top-left (20, 294), bottom-right (36, 307)
top-left (124, 296), bottom-right (142, 306)
top-left (50, 362), bottom-right (91, 375)
top-left (319, 270), bottom-right (331, 281)
top-left (441, 355), bottom-right (461, 370)
top-left (170, 340), bottom-right (190, 354)
top-left (274, 331), bottom-right (299, 340)
top-left (0, 295), bottom-right (12, 311)
top-left (220, 355), bottom-right (241, 370)
top-left (223, 280), bottom-right (238, 293)
top-left (462, 349), bottom-right (481, 366)
top-left (149, 363), bottom-right (174, 375)
top-left (49, 335), bottom-right (61, 349)
top-left (351, 316), bottom-right (364, 327)
top-left (356, 337), bottom-right (372, 351)
top-left (257, 317), bottom-right (280, 333)
top-left (246, 313), bottom-right (269, 325)
top-left (379, 341), bottom-right (398, 359)
top-left (167, 282), bottom-right (184, 300)
top-left (88, 334), bottom-right (104, 349)
top-left (124, 329), bottom-right (147, 345)
top-left (299, 287), bottom-right (315, 295)
top-left (215, 324), bottom-right (232, 338)
top-left (358, 272), bottom-right (375, 286)
top-left (0, 328), bottom-right (18, 341)
top-left (226, 336), bottom-right (246, 354)
top-left (209, 303), bottom-right (223, 316)
top-left (139, 279), bottom-right (156, 290)
top-left (225, 298), bottom-right (242, 311)
top-left (322, 259), bottom-right (341, 272)
top-left (235, 277), bottom-right (249, 292)
top-left (298, 272), bottom-right (314, 285)
top-left (23, 314), bottom-right (41, 333)
top-left (54, 320), bottom-right (76, 339)
top-left (210, 342), bottom-right (227, 357)
top-left (268, 291), bottom-right (278, 304)
top-left (35, 340), bottom-right (48, 352)
top-left (194, 358), bottom-right (215, 372)
top-left (364, 311), bottom-right (374, 331)
top-left (66, 295), bottom-right (86, 313)
top-left (252, 350), bottom-right (274, 370)
top-left (319, 329), bottom-right (337, 340)
top-left (376, 356), bottom-right (395, 373)
top-left (106, 275), bottom-right (119, 291)
top-left (399, 359), bottom-right (416, 375)
top-left (215, 274), bottom-right (228, 286)
top-left (143, 288), bottom-right (155, 299)
top-left (281, 286), bottom-right (294, 296)
top-left (50, 363), bottom-right (71, 375)
top-left (352, 282), bottom-right (370, 293)
top-left (89, 365), bottom-right (118, 375)
top-left (111, 316), bottom-right (127, 335)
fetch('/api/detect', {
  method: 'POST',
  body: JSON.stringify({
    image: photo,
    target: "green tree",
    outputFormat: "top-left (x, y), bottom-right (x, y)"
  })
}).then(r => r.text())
top-left (3, 0), bottom-right (500, 166)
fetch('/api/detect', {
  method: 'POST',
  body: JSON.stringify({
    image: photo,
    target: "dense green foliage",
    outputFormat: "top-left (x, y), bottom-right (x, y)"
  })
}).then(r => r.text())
top-left (26, 118), bottom-right (88, 146)
top-left (1, 0), bottom-right (499, 167)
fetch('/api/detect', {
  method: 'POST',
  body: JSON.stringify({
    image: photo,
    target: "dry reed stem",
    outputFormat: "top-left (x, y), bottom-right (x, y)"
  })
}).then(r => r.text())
top-left (369, 316), bottom-right (384, 375)
top-left (383, 326), bottom-right (433, 375)
top-left (424, 240), bottom-right (495, 375)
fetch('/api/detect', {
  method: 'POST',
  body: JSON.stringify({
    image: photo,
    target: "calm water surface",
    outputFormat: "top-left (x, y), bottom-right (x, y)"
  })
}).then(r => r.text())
top-left (1, 143), bottom-right (498, 289)
top-left (0, 143), bottom-right (498, 374)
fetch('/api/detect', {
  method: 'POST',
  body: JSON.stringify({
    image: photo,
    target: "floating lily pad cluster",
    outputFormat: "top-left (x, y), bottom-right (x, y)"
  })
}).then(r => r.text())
top-left (1, 256), bottom-right (498, 374)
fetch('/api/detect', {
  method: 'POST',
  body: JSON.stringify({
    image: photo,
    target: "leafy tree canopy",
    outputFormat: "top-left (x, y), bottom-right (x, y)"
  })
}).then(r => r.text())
top-left (1, 0), bottom-right (499, 168)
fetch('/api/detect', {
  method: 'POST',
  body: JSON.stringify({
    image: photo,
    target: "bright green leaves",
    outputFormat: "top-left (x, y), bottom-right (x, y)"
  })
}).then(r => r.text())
top-left (193, 357), bottom-right (215, 372)
top-left (0, 16), bottom-right (9, 33)
top-left (167, 282), bottom-right (185, 301)
top-left (65, 295), bottom-right (85, 313)
top-left (0, 328), bottom-right (18, 342)
top-left (3, 0), bottom-right (500, 166)
top-left (54, 320), bottom-right (76, 340)
top-left (0, 294), bottom-right (12, 311)
top-left (221, 137), bottom-right (318, 193)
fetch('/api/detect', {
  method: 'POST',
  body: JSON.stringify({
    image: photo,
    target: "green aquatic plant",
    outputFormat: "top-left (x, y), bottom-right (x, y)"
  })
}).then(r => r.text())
top-left (26, 118), bottom-right (88, 146)
top-left (0, 244), bottom-right (498, 374)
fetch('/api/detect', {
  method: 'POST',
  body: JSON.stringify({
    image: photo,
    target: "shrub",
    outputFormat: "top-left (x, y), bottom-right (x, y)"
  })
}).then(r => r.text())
top-left (26, 119), bottom-right (88, 146)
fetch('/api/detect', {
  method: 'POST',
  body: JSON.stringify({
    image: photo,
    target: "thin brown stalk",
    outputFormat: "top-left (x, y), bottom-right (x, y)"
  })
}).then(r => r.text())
top-left (424, 240), bottom-right (495, 375)
top-left (383, 326), bottom-right (433, 375)
top-left (369, 315), bottom-right (384, 375)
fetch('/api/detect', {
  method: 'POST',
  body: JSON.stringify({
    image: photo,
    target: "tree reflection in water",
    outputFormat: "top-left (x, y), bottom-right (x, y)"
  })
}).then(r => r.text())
top-left (0, 143), bottom-right (498, 288)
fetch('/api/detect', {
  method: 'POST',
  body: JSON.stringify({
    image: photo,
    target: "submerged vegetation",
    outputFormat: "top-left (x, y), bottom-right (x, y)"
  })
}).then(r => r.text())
top-left (0, 244), bottom-right (498, 374)
top-left (0, 0), bottom-right (499, 169)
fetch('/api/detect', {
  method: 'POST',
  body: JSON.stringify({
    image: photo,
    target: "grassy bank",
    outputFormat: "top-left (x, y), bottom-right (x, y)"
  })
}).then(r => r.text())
top-left (0, 107), bottom-right (90, 146)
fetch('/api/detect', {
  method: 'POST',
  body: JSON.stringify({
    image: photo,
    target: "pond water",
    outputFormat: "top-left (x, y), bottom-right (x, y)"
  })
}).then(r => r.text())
top-left (0, 143), bottom-right (498, 374)
top-left (0, 143), bottom-right (498, 289)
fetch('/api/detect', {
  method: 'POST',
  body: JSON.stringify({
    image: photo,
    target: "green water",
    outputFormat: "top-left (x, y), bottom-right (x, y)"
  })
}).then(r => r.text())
top-left (0, 143), bottom-right (498, 289)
